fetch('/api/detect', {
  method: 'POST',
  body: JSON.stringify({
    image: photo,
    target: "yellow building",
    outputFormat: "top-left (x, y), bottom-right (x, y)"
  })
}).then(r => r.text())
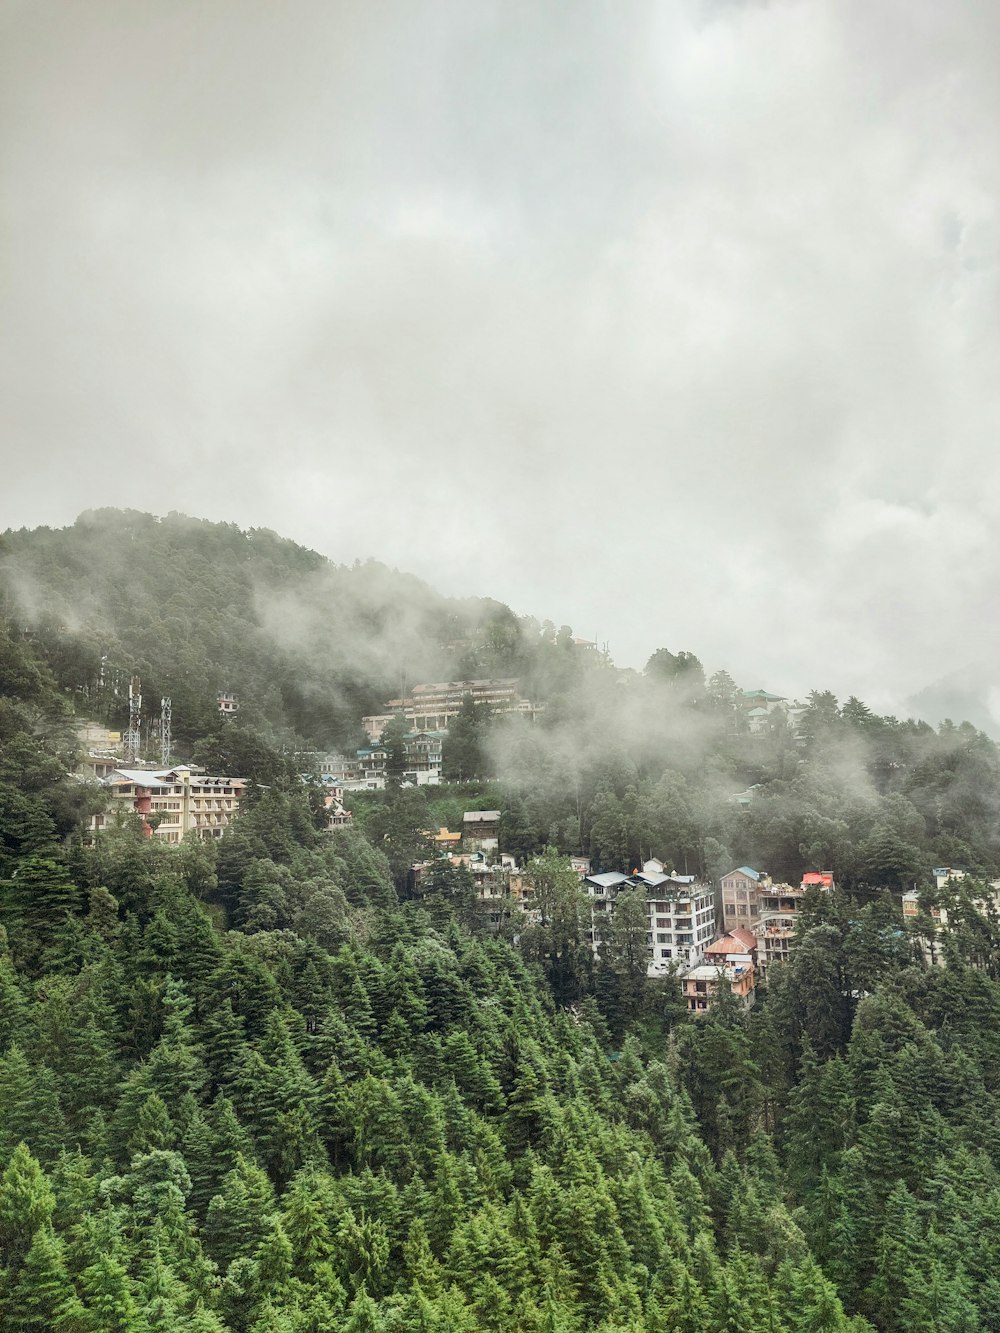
top-left (92, 765), bottom-right (246, 843)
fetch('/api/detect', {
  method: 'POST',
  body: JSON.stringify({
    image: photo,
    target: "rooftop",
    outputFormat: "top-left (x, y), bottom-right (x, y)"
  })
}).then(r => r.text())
top-left (413, 679), bottom-right (519, 695)
top-left (706, 924), bottom-right (758, 952)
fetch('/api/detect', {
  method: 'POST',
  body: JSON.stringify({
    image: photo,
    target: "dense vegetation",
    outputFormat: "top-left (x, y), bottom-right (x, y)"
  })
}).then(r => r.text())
top-left (3, 512), bottom-right (1000, 1329)
top-left (0, 509), bottom-right (593, 753)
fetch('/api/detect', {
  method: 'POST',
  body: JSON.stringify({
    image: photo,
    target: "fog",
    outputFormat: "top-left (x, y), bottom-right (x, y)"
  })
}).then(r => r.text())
top-left (2, 2), bottom-right (999, 719)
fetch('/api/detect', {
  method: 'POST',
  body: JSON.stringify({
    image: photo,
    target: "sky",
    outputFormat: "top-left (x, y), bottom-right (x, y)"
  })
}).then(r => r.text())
top-left (2, 1), bottom-right (1000, 718)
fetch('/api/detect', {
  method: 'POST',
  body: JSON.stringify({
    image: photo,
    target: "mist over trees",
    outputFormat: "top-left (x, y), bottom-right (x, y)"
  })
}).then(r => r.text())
top-left (2, 511), bottom-right (1000, 1327)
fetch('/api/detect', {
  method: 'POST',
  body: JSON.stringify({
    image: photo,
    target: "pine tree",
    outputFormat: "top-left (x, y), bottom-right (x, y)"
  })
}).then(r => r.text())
top-left (203, 1153), bottom-right (276, 1268)
top-left (0, 1143), bottom-right (57, 1271)
top-left (79, 1253), bottom-right (140, 1333)
top-left (3, 1225), bottom-right (86, 1331)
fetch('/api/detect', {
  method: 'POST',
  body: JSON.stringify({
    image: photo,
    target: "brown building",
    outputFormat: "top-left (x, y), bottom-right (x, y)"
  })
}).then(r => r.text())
top-left (720, 866), bottom-right (766, 932)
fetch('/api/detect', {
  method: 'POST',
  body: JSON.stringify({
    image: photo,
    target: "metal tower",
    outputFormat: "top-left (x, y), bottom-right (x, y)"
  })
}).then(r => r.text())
top-left (160, 696), bottom-right (172, 766)
top-left (124, 675), bottom-right (142, 764)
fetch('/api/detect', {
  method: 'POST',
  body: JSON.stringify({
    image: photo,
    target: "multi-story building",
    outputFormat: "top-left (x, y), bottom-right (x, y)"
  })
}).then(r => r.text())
top-left (681, 957), bottom-right (757, 1014)
top-left (584, 870), bottom-right (717, 974)
top-left (76, 722), bottom-right (124, 782)
top-left (902, 872), bottom-right (1000, 966)
top-left (363, 678), bottom-right (542, 739)
top-left (92, 765), bottom-right (245, 843)
top-left (755, 871), bottom-right (834, 976)
top-left (739, 689), bottom-right (786, 734)
top-left (355, 746), bottom-right (388, 789)
top-left (720, 866), bottom-right (766, 932)
top-left (217, 691), bottom-right (239, 717)
top-left (402, 731), bottom-right (444, 785)
top-left (463, 810), bottom-right (500, 853)
top-left (305, 730), bottom-right (445, 791)
top-left (323, 788), bottom-right (353, 829)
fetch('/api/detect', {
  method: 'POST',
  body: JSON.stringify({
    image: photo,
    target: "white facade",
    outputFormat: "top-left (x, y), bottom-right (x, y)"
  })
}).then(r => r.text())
top-left (584, 871), bottom-right (716, 975)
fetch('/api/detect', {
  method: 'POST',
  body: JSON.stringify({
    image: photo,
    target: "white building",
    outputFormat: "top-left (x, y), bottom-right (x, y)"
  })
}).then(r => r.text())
top-left (583, 870), bottom-right (717, 975)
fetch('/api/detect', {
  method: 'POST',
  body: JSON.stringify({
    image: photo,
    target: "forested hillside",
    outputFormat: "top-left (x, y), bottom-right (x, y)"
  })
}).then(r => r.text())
top-left (0, 510), bottom-right (593, 752)
top-left (3, 513), bottom-right (1000, 1329)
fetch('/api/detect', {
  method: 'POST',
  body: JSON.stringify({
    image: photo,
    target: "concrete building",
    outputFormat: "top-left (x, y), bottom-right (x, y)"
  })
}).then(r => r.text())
top-left (739, 689), bottom-right (786, 734)
top-left (76, 722), bottom-right (123, 782)
top-left (584, 870), bottom-right (717, 974)
top-left (720, 866), bottom-right (765, 932)
top-left (902, 872), bottom-right (1000, 966)
top-left (217, 691), bottom-right (239, 717)
top-left (92, 765), bottom-right (245, 843)
top-left (463, 810), bottom-right (500, 853)
top-left (681, 957), bottom-right (757, 1014)
top-left (364, 678), bottom-right (542, 739)
top-left (755, 872), bottom-right (834, 976)
top-left (402, 731), bottom-right (444, 786)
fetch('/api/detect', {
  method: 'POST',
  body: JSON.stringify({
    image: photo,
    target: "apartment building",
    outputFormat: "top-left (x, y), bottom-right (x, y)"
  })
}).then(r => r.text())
top-left (756, 871), bottom-right (834, 975)
top-left (902, 871), bottom-right (1000, 966)
top-left (682, 957), bottom-right (757, 1014)
top-left (402, 731), bottom-right (444, 785)
top-left (363, 678), bottom-right (542, 739)
top-left (720, 866), bottom-right (766, 932)
top-left (584, 869), bottom-right (717, 974)
top-left (463, 810), bottom-right (501, 853)
top-left (92, 765), bottom-right (245, 843)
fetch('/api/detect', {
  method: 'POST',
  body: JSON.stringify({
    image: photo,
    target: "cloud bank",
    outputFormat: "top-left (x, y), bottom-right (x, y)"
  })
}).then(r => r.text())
top-left (2, 1), bottom-right (999, 716)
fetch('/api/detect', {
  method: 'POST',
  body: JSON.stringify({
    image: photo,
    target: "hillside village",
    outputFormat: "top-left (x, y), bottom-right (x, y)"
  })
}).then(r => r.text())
top-left (8, 515), bottom-right (1000, 1328)
top-left (75, 673), bottom-right (996, 1016)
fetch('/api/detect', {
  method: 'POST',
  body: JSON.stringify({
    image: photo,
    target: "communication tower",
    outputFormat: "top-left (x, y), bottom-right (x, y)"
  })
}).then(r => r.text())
top-left (124, 675), bottom-right (142, 764)
top-left (160, 697), bottom-right (172, 766)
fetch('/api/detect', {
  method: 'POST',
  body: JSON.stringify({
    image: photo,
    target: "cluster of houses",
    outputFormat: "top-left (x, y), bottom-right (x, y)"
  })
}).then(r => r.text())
top-left (79, 722), bottom-right (353, 842)
top-left (582, 863), bottom-right (834, 1014)
top-left (411, 825), bottom-right (835, 1013)
top-left (304, 678), bottom-right (545, 791)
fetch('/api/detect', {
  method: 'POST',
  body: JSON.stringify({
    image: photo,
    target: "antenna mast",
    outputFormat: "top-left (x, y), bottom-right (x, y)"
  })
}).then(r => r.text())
top-left (124, 674), bottom-right (142, 764)
top-left (160, 696), bottom-right (172, 766)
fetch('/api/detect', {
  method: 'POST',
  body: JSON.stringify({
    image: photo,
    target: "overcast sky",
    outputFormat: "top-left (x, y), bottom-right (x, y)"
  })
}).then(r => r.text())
top-left (2, 1), bottom-right (999, 715)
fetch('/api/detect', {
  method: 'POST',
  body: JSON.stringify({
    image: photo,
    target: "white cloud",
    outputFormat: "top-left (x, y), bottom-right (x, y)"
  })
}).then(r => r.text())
top-left (2, 0), bottom-right (999, 715)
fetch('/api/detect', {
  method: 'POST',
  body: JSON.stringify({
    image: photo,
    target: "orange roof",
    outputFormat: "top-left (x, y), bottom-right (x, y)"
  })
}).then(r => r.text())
top-left (706, 930), bottom-right (758, 957)
top-left (801, 872), bottom-right (833, 887)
